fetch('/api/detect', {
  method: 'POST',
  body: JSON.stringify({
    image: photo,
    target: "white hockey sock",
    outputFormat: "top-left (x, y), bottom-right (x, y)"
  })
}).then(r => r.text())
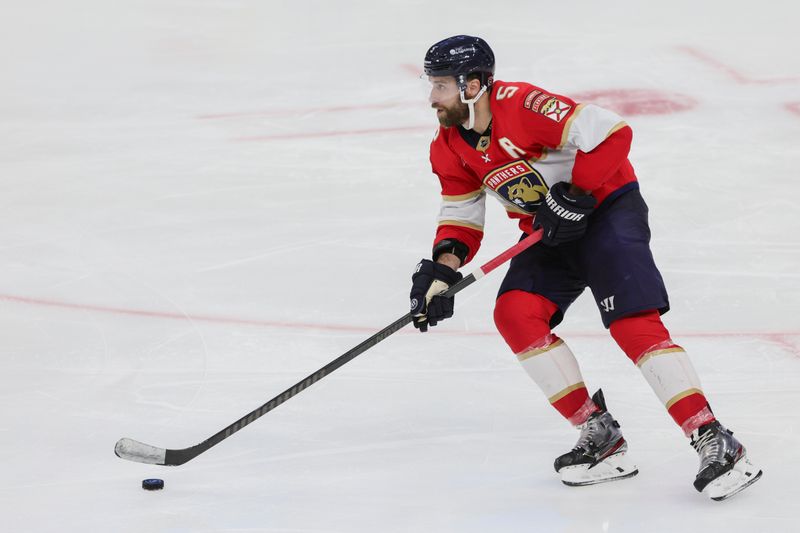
top-left (516, 335), bottom-right (596, 425)
top-left (636, 341), bottom-right (713, 435)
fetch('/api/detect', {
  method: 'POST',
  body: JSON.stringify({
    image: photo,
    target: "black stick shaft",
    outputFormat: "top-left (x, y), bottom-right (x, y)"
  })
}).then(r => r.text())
top-left (166, 279), bottom-right (477, 464)
top-left (153, 230), bottom-right (542, 465)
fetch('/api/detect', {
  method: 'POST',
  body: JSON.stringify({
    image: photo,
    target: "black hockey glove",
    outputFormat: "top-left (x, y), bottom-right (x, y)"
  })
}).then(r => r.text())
top-left (410, 259), bottom-right (463, 332)
top-left (534, 182), bottom-right (597, 246)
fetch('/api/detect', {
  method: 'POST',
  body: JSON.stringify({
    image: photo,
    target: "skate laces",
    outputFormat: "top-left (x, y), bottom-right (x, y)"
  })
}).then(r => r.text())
top-left (692, 429), bottom-right (718, 455)
top-left (574, 413), bottom-right (604, 451)
top-left (692, 425), bottom-right (726, 466)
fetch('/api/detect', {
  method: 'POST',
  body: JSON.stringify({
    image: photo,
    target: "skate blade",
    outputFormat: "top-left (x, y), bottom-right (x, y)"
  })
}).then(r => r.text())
top-left (705, 455), bottom-right (763, 501)
top-left (559, 451), bottom-right (639, 487)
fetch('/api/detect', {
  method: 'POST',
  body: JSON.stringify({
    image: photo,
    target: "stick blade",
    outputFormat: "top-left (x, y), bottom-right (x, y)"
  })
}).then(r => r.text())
top-left (115, 437), bottom-right (167, 465)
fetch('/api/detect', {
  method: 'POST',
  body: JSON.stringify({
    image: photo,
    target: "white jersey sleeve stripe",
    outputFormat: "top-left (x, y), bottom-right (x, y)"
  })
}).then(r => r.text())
top-left (442, 189), bottom-right (484, 202)
top-left (564, 104), bottom-right (626, 153)
top-left (437, 219), bottom-right (484, 231)
top-left (558, 103), bottom-right (584, 150)
top-left (437, 190), bottom-right (486, 231)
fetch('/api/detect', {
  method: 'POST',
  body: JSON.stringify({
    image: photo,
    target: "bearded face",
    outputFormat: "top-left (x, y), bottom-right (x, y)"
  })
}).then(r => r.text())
top-left (432, 99), bottom-right (470, 127)
top-left (427, 76), bottom-right (469, 128)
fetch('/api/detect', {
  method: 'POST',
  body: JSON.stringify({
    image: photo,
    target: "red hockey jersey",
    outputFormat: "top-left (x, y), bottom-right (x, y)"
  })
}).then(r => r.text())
top-left (430, 80), bottom-right (638, 264)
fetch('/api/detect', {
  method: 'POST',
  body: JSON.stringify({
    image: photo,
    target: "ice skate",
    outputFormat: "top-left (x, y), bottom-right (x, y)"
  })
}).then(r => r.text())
top-left (554, 389), bottom-right (638, 486)
top-left (690, 421), bottom-right (762, 501)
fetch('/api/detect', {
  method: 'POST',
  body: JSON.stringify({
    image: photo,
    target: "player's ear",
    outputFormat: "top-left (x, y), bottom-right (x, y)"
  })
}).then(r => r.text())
top-left (465, 78), bottom-right (482, 99)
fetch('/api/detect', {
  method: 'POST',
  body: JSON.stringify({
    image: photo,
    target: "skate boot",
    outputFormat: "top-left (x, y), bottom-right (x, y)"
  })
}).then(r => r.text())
top-left (690, 420), bottom-right (762, 501)
top-left (554, 389), bottom-right (638, 486)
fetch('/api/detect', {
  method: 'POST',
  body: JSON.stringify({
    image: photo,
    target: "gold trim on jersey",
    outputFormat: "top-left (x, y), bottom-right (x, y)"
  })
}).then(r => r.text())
top-left (548, 382), bottom-right (586, 404)
top-left (437, 219), bottom-right (484, 231)
top-left (557, 103), bottom-right (584, 150)
top-left (527, 148), bottom-right (549, 164)
top-left (516, 338), bottom-right (565, 362)
top-left (503, 203), bottom-right (532, 216)
top-left (476, 135), bottom-right (491, 152)
top-left (665, 388), bottom-right (704, 410)
top-left (636, 347), bottom-right (685, 368)
top-left (605, 121), bottom-right (628, 139)
top-left (442, 189), bottom-right (484, 202)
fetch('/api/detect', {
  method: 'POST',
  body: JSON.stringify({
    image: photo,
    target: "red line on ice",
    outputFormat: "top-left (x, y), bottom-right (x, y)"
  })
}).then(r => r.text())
top-left (678, 46), bottom-right (800, 85)
top-left (233, 125), bottom-right (432, 142)
top-left (0, 293), bottom-right (368, 333)
top-left (197, 101), bottom-right (419, 120)
top-left (572, 89), bottom-right (696, 116)
top-left (195, 60), bottom-right (425, 120)
top-left (2, 293), bottom-right (798, 355)
top-left (401, 63), bottom-right (422, 77)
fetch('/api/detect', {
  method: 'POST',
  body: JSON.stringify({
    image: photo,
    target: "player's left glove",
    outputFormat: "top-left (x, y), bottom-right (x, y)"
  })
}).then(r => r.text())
top-left (410, 259), bottom-right (463, 332)
top-left (534, 181), bottom-right (597, 246)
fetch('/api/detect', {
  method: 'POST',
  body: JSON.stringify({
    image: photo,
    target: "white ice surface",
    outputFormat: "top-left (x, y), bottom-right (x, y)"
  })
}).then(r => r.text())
top-left (1, 1), bottom-right (799, 531)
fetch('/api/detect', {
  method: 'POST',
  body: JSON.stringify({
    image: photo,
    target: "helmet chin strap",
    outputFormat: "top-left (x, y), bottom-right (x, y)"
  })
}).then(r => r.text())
top-left (460, 85), bottom-right (488, 130)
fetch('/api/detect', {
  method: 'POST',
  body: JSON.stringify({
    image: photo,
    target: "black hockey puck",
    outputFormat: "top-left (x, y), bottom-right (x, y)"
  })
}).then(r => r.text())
top-left (142, 478), bottom-right (164, 491)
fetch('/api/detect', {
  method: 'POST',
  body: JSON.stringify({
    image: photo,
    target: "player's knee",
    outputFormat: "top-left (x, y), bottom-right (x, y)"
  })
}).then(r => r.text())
top-left (494, 290), bottom-right (558, 353)
top-left (609, 310), bottom-right (672, 364)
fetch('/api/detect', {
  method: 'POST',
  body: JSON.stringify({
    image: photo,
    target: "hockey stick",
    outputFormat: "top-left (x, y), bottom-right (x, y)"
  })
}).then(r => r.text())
top-left (115, 229), bottom-right (543, 466)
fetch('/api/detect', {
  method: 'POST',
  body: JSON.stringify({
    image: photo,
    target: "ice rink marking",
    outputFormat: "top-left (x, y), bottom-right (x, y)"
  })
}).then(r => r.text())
top-left (678, 46), bottom-right (800, 85)
top-left (196, 100), bottom-right (416, 120)
top-left (786, 102), bottom-right (800, 117)
top-left (2, 292), bottom-right (797, 355)
top-left (233, 125), bottom-right (432, 142)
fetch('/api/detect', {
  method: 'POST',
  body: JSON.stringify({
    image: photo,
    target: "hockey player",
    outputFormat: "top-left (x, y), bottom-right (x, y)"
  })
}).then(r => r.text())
top-left (408, 35), bottom-right (762, 500)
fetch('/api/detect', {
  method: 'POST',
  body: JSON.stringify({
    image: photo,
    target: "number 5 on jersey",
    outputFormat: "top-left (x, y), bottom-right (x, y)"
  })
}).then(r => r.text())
top-left (496, 86), bottom-right (519, 100)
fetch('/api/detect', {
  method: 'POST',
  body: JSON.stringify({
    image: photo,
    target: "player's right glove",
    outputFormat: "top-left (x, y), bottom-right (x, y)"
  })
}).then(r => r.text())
top-left (534, 181), bottom-right (597, 246)
top-left (410, 259), bottom-right (463, 332)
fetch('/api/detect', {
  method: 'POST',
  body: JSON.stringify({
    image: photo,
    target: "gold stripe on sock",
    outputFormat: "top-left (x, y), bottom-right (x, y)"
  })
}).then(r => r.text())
top-left (516, 338), bottom-right (564, 362)
top-left (548, 382), bottom-right (586, 404)
top-left (665, 388), bottom-right (704, 410)
top-left (636, 347), bottom-right (685, 368)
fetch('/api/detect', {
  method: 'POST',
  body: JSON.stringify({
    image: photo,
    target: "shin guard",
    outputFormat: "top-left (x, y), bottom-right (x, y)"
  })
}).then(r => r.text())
top-left (516, 336), bottom-right (597, 425)
top-left (610, 312), bottom-right (715, 435)
top-left (495, 290), bottom-right (596, 425)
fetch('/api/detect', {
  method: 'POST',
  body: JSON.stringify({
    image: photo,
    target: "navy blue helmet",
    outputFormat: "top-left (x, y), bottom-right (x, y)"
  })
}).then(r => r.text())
top-left (423, 35), bottom-right (495, 89)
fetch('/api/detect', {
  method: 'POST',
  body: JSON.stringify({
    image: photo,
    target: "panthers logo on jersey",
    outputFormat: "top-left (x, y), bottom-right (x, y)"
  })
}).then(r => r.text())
top-left (483, 160), bottom-right (549, 213)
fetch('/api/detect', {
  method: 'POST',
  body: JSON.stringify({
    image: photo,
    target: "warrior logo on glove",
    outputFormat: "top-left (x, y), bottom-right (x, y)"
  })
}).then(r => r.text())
top-left (533, 181), bottom-right (597, 246)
